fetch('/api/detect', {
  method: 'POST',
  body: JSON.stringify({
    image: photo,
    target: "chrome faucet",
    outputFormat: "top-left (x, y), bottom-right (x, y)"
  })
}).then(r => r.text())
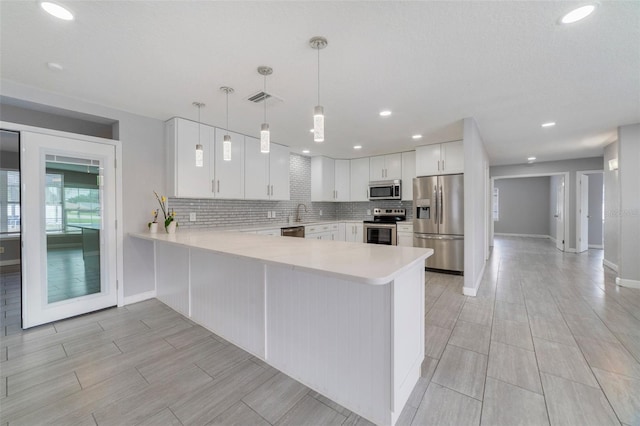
top-left (296, 203), bottom-right (308, 222)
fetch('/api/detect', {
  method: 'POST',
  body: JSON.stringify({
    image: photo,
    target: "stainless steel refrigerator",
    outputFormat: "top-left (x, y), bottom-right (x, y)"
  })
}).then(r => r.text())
top-left (413, 174), bottom-right (464, 273)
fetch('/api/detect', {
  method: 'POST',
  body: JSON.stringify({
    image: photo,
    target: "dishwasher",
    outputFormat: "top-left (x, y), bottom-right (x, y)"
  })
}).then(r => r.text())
top-left (281, 226), bottom-right (305, 238)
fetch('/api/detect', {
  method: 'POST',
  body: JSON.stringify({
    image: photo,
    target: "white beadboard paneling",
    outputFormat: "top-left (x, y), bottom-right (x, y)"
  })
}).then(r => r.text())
top-left (190, 249), bottom-right (266, 357)
top-left (155, 243), bottom-right (190, 317)
top-left (392, 265), bottom-right (425, 416)
top-left (265, 265), bottom-right (391, 425)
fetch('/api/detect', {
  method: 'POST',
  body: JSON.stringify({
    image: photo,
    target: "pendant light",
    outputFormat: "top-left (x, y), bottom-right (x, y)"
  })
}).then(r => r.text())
top-left (258, 66), bottom-right (273, 153)
top-left (310, 36), bottom-right (328, 143)
top-left (220, 86), bottom-right (234, 161)
top-left (193, 101), bottom-right (205, 167)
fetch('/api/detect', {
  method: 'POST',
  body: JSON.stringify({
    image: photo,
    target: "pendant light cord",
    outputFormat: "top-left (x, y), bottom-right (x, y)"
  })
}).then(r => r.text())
top-left (317, 46), bottom-right (321, 105)
top-left (263, 74), bottom-right (267, 122)
top-left (226, 91), bottom-right (229, 134)
top-left (197, 104), bottom-right (201, 142)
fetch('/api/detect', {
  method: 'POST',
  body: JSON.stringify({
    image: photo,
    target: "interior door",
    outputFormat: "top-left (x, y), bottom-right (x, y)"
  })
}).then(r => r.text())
top-left (22, 132), bottom-right (117, 328)
top-left (578, 174), bottom-right (589, 253)
top-left (555, 176), bottom-right (565, 251)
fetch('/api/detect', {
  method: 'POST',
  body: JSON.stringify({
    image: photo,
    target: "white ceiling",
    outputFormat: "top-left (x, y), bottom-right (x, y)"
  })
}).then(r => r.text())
top-left (1, 1), bottom-right (638, 165)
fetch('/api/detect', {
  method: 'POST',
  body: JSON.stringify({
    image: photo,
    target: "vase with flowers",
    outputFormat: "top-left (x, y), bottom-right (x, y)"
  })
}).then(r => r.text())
top-left (153, 191), bottom-right (178, 233)
top-left (148, 209), bottom-right (159, 233)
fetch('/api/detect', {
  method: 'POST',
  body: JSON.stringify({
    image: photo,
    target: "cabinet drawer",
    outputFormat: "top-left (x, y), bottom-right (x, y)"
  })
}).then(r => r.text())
top-left (305, 223), bottom-right (338, 234)
top-left (397, 224), bottom-right (414, 233)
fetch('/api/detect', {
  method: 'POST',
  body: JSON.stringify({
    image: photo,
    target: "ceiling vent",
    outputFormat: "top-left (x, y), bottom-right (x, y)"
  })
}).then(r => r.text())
top-left (246, 91), bottom-right (284, 107)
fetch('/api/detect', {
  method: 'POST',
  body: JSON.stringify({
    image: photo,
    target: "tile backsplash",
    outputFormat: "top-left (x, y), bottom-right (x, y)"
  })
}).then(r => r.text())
top-left (169, 153), bottom-right (412, 229)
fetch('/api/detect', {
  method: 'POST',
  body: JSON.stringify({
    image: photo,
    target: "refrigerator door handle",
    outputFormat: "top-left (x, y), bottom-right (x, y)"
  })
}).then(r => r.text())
top-left (433, 185), bottom-right (438, 223)
top-left (439, 185), bottom-right (444, 225)
top-left (414, 234), bottom-right (463, 240)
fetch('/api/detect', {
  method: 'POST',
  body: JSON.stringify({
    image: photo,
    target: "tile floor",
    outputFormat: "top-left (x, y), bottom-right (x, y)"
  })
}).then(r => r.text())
top-left (47, 247), bottom-right (100, 303)
top-left (1, 236), bottom-right (639, 425)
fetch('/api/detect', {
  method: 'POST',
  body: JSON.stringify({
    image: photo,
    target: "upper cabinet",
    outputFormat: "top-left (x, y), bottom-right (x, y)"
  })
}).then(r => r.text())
top-left (214, 128), bottom-right (244, 199)
top-left (350, 157), bottom-right (370, 202)
top-left (401, 151), bottom-right (416, 201)
top-left (416, 140), bottom-right (464, 176)
top-left (370, 153), bottom-right (401, 180)
top-left (166, 117), bottom-right (215, 198)
top-left (167, 117), bottom-right (289, 201)
top-left (311, 156), bottom-right (348, 202)
top-left (245, 136), bottom-right (290, 200)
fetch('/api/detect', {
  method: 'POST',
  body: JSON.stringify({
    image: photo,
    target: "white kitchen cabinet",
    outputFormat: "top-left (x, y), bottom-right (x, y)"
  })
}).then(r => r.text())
top-left (256, 228), bottom-right (281, 236)
top-left (311, 156), bottom-right (350, 202)
top-left (416, 140), bottom-right (464, 176)
top-left (166, 117), bottom-right (216, 198)
top-left (245, 137), bottom-right (290, 200)
top-left (344, 222), bottom-right (364, 243)
top-left (311, 156), bottom-right (335, 201)
top-left (338, 223), bottom-right (346, 241)
top-left (350, 157), bottom-right (370, 202)
top-left (269, 143), bottom-right (290, 200)
top-left (305, 223), bottom-right (339, 240)
top-left (370, 153), bottom-right (402, 180)
top-left (214, 128), bottom-right (244, 199)
top-left (401, 151), bottom-right (416, 201)
top-left (397, 222), bottom-right (414, 247)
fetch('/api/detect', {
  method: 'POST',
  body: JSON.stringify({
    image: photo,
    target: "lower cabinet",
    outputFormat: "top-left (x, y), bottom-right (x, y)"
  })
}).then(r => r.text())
top-left (305, 223), bottom-right (339, 240)
top-left (344, 222), bottom-right (364, 243)
top-left (397, 223), bottom-right (414, 247)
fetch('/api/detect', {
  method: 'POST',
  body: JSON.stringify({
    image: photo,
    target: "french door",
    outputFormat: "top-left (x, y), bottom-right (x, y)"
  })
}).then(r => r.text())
top-left (22, 131), bottom-right (117, 328)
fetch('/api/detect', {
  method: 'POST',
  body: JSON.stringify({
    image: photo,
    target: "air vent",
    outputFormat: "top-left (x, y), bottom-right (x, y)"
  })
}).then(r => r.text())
top-left (248, 91), bottom-right (272, 103)
top-left (246, 91), bottom-right (284, 106)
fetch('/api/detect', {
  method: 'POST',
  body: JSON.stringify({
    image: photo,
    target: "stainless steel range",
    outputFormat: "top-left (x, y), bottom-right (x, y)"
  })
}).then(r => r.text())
top-left (363, 208), bottom-right (406, 245)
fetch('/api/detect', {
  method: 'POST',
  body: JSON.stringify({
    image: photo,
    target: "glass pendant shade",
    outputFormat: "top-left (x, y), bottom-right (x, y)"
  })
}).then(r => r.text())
top-left (260, 123), bottom-right (270, 153)
top-left (223, 134), bottom-right (232, 161)
top-left (314, 105), bottom-right (324, 142)
top-left (195, 143), bottom-right (204, 167)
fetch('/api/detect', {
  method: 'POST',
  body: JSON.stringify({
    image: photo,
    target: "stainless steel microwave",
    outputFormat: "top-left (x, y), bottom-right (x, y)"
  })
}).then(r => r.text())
top-left (368, 180), bottom-right (402, 200)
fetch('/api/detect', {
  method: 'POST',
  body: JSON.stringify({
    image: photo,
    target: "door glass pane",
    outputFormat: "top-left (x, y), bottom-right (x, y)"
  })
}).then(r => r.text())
top-left (46, 159), bottom-right (101, 303)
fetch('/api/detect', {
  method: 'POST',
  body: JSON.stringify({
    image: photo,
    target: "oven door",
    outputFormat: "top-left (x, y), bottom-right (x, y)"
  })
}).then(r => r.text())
top-left (364, 223), bottom-right (397, 245)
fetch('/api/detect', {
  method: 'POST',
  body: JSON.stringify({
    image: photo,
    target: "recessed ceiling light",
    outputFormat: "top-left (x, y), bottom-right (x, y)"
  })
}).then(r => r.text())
top-left (353, 145), bottom-right (362, 150)
top-left (302, 149), bottom-right (310, 154)
top-left (379, 110), bottom-right (392, 117)
top-left (560, 4), bottom-right (597, 24)
top-left (40, 2), bottom-right (74, 20)
top-left (541, 122), bottom-right (556, 128)
top-left (309, 129), bottom-right (314, 133)
top-left (527, 156), bottom-right (537, 161)
top-left (47, 62), bottom-right (63, 71)
top-left (412, 134), bottom-right (422, 139)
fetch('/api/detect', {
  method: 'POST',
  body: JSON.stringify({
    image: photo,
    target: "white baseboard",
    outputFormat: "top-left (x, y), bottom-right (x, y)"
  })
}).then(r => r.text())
top-left (603, 259), bottom-right (618, 272)
top-left (123, 290), bottom-right (157, 305)
top-left (0, 260), bottom-right (20, 266)
top-left (494, 233), bottom-right (550, 239)
top-left (616, 277), bottom-right (640, 289)
top-left (565, 248), bottom-right (577, 253)
top-left (548, 235), bottom-right (557, 243)
top-left (588, 244), bottom-right (603, 249)
top-left (463, 261), bottom-right (486, 297)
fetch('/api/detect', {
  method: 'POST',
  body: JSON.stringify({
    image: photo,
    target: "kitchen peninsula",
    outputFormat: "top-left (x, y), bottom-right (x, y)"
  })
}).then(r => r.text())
top-left (131, 230), bottom-right (432, 425)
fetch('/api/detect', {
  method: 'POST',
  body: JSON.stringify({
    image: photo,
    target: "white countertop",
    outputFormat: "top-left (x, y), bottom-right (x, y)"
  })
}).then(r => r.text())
top-left (130, 229), bottom-right (431, 285)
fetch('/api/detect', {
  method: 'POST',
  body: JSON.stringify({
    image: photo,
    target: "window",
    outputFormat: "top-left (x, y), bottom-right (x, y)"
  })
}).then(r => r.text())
top-left (64, 186), bottom-right (100, 229)
top-left (45, 173), bottom-right (64, 232)
top-left (0, 170), bottom-right (20, 233)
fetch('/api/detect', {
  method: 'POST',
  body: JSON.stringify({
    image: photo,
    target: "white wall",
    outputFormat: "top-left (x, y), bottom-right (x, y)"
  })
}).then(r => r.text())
top-left (603, 141), bottom-right (619, 270)
top-left (490, 157), bottom-right (603, 250)
top-left (462, 117), bottom-right (489, 296)
top-left (494, 177), bottom-right (550, 237)
top-left (0, 79), bottom-right (164, 298)
top-left (617, 123), bottom-right (640, 287)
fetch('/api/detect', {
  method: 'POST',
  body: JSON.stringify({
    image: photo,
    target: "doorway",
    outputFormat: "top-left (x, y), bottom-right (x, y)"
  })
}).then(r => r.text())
top-left (577, 170), bottom-right (604, 253)
top-left (19, 130), bottom-right (121, 328)
top-left (0, 130), bottom-right (21, 334)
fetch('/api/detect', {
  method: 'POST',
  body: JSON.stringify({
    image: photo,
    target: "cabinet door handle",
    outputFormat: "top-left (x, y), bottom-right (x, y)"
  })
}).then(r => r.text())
top-left (212, 180), bottom-right (215, 193)
top-left (267, 185), bottom-right (270, 196)
top-left (217, 180), bottom-right (220, 193)
top-left (437, 160), bottom-right (440, 171)
top-left (271, 185), bottom-right (274, 196)
top-left (442, 160), bottom-right (445, 170)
